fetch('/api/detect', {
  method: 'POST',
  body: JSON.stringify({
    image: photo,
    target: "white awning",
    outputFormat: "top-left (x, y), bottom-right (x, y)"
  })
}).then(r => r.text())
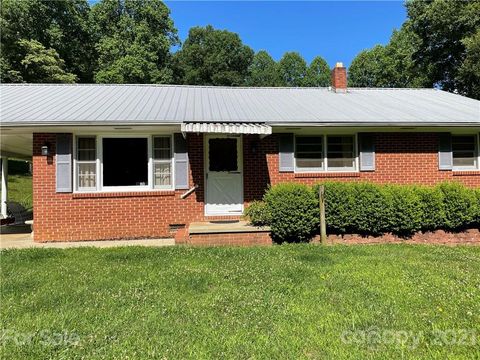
top-left (181, 122), bottom-right (272, 135)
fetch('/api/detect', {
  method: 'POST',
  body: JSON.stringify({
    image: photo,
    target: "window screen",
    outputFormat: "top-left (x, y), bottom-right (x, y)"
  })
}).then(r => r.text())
top-left (295, 136), bottom-right (323, 171)
top-left (103, 138), bottom-right (148, 186)
top-left (327, 136), bottom-right (355, 170)
top-left (208, 138), bottom-right (237, 172)
top-left (452, 135), bottom-right (477, 168)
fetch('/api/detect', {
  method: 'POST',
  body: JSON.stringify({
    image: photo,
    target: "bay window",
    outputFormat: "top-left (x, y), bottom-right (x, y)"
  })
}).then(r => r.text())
top-left (75, 135), bottom-right (173, 192)
top-left (295, 134), bottom-right (357, 172)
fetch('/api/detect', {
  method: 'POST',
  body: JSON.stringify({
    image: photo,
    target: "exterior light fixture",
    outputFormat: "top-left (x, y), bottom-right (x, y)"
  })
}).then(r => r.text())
top-left (41, 143), bottom-right (50, 156)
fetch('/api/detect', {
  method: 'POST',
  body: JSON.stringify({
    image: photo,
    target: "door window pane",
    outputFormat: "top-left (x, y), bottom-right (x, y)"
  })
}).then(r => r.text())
top-left (209, 138), bottom-right (237, 172)
top-left (452, 135), bottom-right (477, 168)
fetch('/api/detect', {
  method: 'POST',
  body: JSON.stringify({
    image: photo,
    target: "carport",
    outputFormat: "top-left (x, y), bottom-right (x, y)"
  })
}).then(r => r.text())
top-left (0, 130), bottom-right (32, 218)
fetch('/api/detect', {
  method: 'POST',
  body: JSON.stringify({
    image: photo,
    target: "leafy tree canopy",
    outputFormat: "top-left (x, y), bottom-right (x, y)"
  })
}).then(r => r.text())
top-left (278, 52), bottom-right (307, 87)
top-left (1, 0), bottom-right (93, 82)
top-left (304, 56), bottom-right (330, 87)
top-left (348, 23), bottom-right (428, 88)
top-left (91, 0), bottom-right (179, 84)
top-left (173, 25), bottom-right (254, 86)
top-left (245, 50), bottom-right (280, 87)
top-left (406, 0), bottom-right (480, 98)
top-left (6, 39), bottom-right (77, 83)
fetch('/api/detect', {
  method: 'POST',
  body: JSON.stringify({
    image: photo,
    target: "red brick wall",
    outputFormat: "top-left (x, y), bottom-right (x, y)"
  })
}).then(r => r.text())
top-left (33, 133), bottom-right (205, 241)
top-left (243, 133), bottom-right (480, 196)
top-left (33, 132), bottom-right (480, 242)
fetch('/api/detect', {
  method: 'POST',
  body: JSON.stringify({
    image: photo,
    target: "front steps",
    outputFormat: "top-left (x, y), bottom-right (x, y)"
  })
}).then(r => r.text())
top-left (177, 221), bottom-right (272, 246)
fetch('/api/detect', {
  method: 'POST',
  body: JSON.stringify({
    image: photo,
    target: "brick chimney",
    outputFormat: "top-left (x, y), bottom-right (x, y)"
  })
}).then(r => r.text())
top-left (331, 62), bottom-right (347, 93)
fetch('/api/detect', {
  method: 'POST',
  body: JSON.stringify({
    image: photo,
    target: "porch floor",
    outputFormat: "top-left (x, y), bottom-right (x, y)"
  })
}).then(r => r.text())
top-left (188, 220), bottom-right (270, 234)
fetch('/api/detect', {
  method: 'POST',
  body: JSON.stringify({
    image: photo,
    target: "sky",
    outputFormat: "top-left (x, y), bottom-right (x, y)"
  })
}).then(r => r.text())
top-left (166, 1), bottom-right (407, 67)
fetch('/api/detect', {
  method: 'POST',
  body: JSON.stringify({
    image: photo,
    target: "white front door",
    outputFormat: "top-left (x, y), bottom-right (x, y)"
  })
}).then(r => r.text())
top-left (205, 134), bottom-right (243, 216)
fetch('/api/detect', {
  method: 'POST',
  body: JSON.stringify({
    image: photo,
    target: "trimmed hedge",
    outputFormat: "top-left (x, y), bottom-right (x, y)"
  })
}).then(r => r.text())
top-left (245, 181), bottom-right (480, 242)
top-left (263, 183), bottom-right (319, 243)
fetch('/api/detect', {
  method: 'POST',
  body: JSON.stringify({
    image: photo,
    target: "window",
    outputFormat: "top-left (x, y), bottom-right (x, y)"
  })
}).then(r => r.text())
top-left (294, 135), bottom-right (356, 172)
top-left (295, 136), bottom-right (324, 171)
top-left (75, 135), bottom-right (174, 192)
top-left (103, 138), bottom-right (148, 187)
top-left (208, 138), bottom-right (238, 172)
top-left (327, 136), bottom-right (355, 171)
top-left (452, 135), bottom-right (478, 169)
top-left (77, 137), bottom-right (96, 190)
top-left (153, 136), bottom-right (172, 187)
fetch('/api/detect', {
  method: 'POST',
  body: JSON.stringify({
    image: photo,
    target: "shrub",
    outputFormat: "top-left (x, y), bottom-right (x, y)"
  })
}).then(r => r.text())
top-left (313, 182), bottom-right (355, 234)
top-left (261, 181), bottom-right (478, 241)
top-left (244, 200), bottom-right (271, 226)
top-left (413, 186), bottom-right (446, 231)
top-left (349, 182), bottom-right (389, 235)
top-left (438, 182), bottom-right (477, 230)
top-left (474, 188), bottom-right (480, 225)
top-left (383, 185), bottom-right (423, 236)
top-left (263, 183), bottom-right (318, 243)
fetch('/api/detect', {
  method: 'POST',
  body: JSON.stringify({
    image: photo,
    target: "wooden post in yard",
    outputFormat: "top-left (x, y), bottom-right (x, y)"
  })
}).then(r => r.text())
top-left (319, 185), bottom-right (327, 244)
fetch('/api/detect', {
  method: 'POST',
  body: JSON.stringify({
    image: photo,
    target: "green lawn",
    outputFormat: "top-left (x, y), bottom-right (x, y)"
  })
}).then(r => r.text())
top-left (0, 174), bottom-right (33, 209)
top-left (1, 244), bottom-right (479, 359)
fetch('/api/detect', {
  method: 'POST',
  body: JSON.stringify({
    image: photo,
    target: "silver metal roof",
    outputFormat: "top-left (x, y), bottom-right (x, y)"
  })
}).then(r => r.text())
top-left (1, 84), bottom-right (479, 127)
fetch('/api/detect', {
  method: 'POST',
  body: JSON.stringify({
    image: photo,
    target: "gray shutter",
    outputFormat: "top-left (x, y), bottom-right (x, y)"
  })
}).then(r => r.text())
top-left (438, 133), bottom-right (452, 170)
top-left (174, 133), bottom-right (189, 189)
top-left (56, 134), bottom-right (72, 193)
top-left (279, 134), bottom-right (294, 172)
top-left (359, 133), bottom-right (375, 171)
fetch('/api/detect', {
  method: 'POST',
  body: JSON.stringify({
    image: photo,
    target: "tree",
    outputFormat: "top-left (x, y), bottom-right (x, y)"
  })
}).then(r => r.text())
top-left (406, 0), bottom-right (480, 98)
top-left (348, 23), bottom-right (428, 88)
top-left (8, 39), bottom-right (77, 83)
top-left (245, 50), bottom-right (279, 86)
top-left (90, 0), bottom-right (179, 84)
top-left (457, 30), bottom-right (480, 100)
top-left (348, 45), bottom-right (390, 87)
top-left (174, 25), bottom-right (254, 86)
top-left (304, 56), bottom-right (330, 87)
top-left (277, 52), bottom-right (307, 87)
top-left (383, 23), bottom-right (428, 88)
top-left (1, 0), bottom-right (93, 82)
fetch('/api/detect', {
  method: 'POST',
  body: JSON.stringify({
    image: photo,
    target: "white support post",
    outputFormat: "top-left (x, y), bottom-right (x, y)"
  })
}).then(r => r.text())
top-left (1, 157), bottom-right (8, 218)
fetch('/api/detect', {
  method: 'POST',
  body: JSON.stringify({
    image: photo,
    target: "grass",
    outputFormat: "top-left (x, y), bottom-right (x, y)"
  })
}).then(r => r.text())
top-left (1, 244), bottom-right (479, 359)
top-left (0, 174), bottom-right (33, 209)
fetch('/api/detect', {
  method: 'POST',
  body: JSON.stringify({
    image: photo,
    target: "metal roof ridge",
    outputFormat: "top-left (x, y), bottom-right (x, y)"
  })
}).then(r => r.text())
top-left (0, 83), bottom-right (438, 91)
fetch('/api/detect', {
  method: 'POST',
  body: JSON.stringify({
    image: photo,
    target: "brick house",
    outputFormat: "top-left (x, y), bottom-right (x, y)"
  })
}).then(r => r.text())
top-left (1, 64), bottom-right (479, 243)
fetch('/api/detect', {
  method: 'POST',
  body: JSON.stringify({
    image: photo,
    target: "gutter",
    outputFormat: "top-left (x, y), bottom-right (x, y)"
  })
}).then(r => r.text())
top-left (1, 121), bottom-right (479, 128)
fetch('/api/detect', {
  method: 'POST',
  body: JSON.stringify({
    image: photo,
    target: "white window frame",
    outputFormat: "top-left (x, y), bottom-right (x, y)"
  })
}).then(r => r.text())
top-left (152, 135), bottom-right (174, 190)
top-left (294, 135), bottom-right (325, 173)
top-left (452, 133), bottom-right (480, 171)
top-left (294, 134), bottom-right (358, 173)
top-left (75, 136), bottom-right (98, 192)
top-left (73, 134), bottom-right (174, 193)
top-left (326, 134), bottom-right (357, 172)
